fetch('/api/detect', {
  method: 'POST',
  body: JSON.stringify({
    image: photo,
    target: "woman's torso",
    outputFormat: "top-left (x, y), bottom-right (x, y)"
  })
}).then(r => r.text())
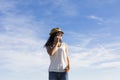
top-left (49, 43), bottom-right (68, 72)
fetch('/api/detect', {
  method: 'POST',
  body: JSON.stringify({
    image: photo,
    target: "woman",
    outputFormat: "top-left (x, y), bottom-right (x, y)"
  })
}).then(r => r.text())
top-left (44, 27), bottom-right (70, 80)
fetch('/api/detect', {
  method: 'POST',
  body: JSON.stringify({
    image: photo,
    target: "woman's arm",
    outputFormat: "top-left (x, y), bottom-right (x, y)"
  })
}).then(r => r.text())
top-left (64, 44), bottom-right (70, 72)
top-left (46, 36), bottom-right (59, 56)
top-left (46, 43), bottom-right (58, 56)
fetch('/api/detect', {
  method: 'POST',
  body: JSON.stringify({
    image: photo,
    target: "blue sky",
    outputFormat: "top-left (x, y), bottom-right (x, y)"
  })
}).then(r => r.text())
top-left (0, 0), bottom-right (120, 80)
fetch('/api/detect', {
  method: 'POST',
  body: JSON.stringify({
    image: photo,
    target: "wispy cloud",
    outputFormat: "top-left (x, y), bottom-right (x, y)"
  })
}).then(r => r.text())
top-left (65, 31), bottom-right (93, 47)
top-left (0, 20), bottom-right (49, 72)
top-left (66, 31), bottom-right (120, 69)
top-left (88, 15), bottom-right (104, 21)
top-left (70, 44), bottom-right (120, 69)
top-left (0, 50), bottom-right (48, 71)
top-left (0, 0), bottom-right (49, 72)
top-left (96, 61), bottom-right (120, 68)
top-left (0, 23), bottom-right (49, 72)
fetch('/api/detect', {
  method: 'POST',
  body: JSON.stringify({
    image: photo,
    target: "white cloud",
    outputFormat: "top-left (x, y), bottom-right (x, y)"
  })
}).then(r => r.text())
top-left (0, 49), bottom-right (49, 72)
top-left (69, 43), bottom-right (120, 69)
top-left (0, 2), bottom-right (49, 72)
top-left (88, 15), bottom-right (104, 22)
top-left (97, 62), bottom-right (120, 68)
top-left (65, 31), bottom-right (93, 47)
top-left (0, 26), bottom-right (49, 72)
top-left (66, 31), bottom-right (120, 69)
top-left (0, 30), bottom-right (49, 72)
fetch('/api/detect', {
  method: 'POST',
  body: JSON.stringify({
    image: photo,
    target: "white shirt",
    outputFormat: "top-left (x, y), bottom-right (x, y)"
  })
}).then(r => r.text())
top-left (49, 43), bottom-right (68, 72)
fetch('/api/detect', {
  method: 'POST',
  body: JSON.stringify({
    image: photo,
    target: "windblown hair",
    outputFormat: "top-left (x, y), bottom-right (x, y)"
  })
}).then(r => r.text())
top-left (44, 32), bottom-right (57, 47)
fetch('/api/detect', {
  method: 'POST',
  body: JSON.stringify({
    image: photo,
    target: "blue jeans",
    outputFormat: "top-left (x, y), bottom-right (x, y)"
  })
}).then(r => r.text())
top-left (49, 72), bottom-right (68, 80)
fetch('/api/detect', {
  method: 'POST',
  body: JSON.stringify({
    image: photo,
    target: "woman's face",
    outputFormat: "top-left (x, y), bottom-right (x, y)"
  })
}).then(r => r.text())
top-left (55, 32), bottom-right (63, 41)
top-left (56, 32), bottom-right (63, 37)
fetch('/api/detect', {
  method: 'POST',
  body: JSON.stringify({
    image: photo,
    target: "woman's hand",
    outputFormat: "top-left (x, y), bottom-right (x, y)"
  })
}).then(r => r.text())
top-left (64, 65), bottom-right (70, 72)
top-left (53, 36), bottom-right (62, 45)
top-left (46, 36), bottom-right (61, 56)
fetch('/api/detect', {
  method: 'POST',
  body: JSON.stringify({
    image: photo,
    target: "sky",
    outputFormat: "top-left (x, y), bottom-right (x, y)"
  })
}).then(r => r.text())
top-left (0, 0), bottom-right (120, 80)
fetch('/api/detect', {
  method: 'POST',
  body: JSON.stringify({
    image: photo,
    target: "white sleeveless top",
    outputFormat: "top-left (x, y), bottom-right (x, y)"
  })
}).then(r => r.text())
top-left (49, 43), bottom-right (68, 72)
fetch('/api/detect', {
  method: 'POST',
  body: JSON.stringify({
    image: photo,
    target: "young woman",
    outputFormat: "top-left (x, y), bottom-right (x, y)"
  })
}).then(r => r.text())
top-left (44, 27), bottom-right (70, 80)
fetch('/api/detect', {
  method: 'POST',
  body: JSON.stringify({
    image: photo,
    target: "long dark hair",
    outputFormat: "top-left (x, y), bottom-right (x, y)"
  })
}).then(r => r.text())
top-left (44, 32), bottom-right (57, 47)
